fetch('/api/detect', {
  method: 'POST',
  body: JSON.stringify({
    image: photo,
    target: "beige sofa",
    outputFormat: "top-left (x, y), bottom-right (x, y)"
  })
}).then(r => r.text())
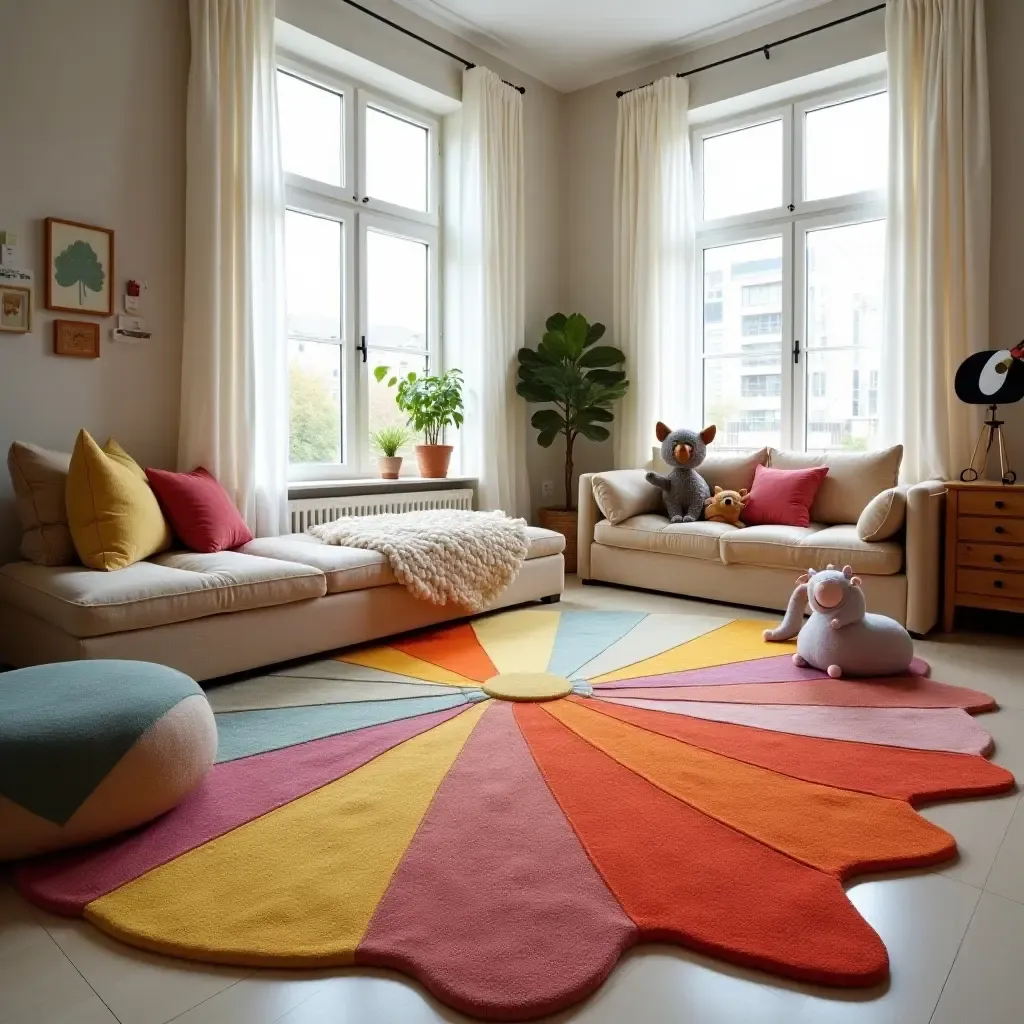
top-left (577, 446), bottom-right (945, 635)
top-left (0, 530), bottom-right (565, 681)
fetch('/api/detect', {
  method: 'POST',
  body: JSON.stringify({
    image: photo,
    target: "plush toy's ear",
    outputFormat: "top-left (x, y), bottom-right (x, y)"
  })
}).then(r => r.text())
top-left (714, 485), bottom-right (723, 494)
top-left (807, 567), bottom-right (817, 577)
top-left (851, 576), bottom-right (863, 587)
top-left (796, 572), bottom-right (810, 584)
top-left (739, 487), bottom-right (748, 497)
top-left (826, 564), bottom-right (835, 571)
top-left (656, 421), bottom-right (671, 442)
top-left (842, 565), bottom-right (854, 579)
top-left (700, 424), bottom-right (717, 445)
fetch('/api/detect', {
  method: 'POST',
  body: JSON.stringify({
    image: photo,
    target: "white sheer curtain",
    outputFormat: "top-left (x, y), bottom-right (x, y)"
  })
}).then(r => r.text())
top-left (178, 0), bottom-right (288, 535)
top-left (444, 67), bottom-right (529, 517)
top-left (613, 76), bottom-right (696, 469)
top-left (882, 0), bottom-right (991, 482)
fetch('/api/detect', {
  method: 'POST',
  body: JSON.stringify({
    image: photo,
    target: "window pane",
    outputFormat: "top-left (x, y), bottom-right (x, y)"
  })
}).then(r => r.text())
top-left (805, 92), bottom-right (887, 201)
top-left (289, 339), bottom-right (342, 465)
top-left (366, 229), bottom-right (428, 351)
top-left (285, 211), bottom-right (342, 341)
top-left (277, 71), bottom-right (342, 186)
top-left (367, 351), bottom-right (428, 462)
top-left (803, 219), bottom-right (885, 451)
top-left (366, 106), bottom-right (428, 211)
top-left (702, 236), bottom-right (783, 449)
top-left (702, 120), bottom-right (783, 221)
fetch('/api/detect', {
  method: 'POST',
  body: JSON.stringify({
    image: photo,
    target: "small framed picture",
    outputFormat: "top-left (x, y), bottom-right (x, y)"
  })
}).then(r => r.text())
top-left (54, 319), bottom-right (100, 359)
top-left (45, 217), bottom-right (114, 316)
top-left (0, 285), bottom-right (31, 333)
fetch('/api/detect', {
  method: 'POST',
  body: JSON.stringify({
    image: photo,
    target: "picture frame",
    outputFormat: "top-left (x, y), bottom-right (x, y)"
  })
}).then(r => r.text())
top-left (45, 217), bottom-right (114, 316)
top-left (54, 319), bottom-right (100, 359)
top-left (0, 285), bottom-right (31, 333)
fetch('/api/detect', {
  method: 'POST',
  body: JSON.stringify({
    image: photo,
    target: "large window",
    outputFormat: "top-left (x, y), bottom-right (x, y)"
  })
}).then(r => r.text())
top-left (695, 81), bottom-right (887, 451)
top-left (277, 61), bottom-right (439, 479)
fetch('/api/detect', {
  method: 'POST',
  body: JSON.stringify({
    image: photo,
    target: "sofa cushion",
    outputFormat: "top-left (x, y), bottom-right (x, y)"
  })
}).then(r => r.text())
top-left (857, 487), bottom-right (908, 541)
top-left (0, 551), bottom-right (326, 638)
top-left (524, 525), bottom-right (567, 559)
top-left (743, 464), bottom-right (829, 527)
top-left (147, 467), bottom-right (253, 553)
top-left (595, 515), bottom-right (734, 560)
top-left (592, 470), bottom-right (662, 524)
top-left (7, 442), bottom-right (76, 567)
top-left (768, 445), bottom-right (903, 524)
top-left (720, 523), bottom-right (903, 576)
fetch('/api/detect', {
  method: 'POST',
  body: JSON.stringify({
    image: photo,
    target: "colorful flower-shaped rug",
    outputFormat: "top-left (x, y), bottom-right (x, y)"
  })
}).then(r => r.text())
top-left (17, 609), bottom-right (1015, 1021)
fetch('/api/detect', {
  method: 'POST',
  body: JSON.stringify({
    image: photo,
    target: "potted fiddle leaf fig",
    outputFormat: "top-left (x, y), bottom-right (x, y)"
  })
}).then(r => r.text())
top-left (516, 313), bottom-right (628, 570)
top-left (374, 366), bottom-right (465, 478)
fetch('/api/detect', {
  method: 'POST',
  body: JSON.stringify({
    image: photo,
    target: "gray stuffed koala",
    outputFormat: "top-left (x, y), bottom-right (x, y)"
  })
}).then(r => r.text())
top-left (644, 422), bottom-right (717, 523)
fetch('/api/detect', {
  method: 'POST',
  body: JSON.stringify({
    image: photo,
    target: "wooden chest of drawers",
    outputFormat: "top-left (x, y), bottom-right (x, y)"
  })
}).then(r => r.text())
top-left (943, 481), bottom-right (1024, 631)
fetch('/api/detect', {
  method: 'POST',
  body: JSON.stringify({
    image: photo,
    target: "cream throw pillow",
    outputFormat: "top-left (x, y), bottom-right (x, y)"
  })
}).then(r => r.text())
top-left (857, 487), bottom-right (908, 541)
top-left (7, 442), bottom-right (76, 566)
top-left (592, 470), bottom-right (663, 525)
top-left (768, 445), bottom-right (903, 524)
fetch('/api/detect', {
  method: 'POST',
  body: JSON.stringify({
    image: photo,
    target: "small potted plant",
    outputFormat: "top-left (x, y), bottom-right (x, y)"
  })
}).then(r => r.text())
top-left (517, 313), bottom-right (628, 571)
top-left (369, 425), bottom-right (414, 479)
top-left (374, 366), bottom-right (465, 478)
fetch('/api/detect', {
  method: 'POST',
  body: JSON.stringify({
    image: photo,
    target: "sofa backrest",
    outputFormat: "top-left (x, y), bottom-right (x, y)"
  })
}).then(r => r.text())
top-left (768, 445), bottom-right (903, 524)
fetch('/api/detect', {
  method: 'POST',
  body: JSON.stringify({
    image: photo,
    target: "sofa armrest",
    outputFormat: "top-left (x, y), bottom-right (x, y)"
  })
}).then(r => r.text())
top-left (577, 474), bottom-right (603, 579)
top-left (903, 480), bottom-right (946, 635)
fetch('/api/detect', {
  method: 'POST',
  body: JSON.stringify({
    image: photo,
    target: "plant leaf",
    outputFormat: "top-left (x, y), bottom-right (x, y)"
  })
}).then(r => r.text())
top-left (541, 330), bottom-right (572, 361)
top-left (584, 322), bottom-right (606, 347)
top-left (531, 409), bottom-right (566, 432)
top-left (545, 312), bottom-right (568, 332)
top-left (585, 369), bottom-right (626, 386)
top-left (577, 406), bottom-right (614, 423)
top-left (578, 423), bottom-right (611, 442)
top-left (536, 428), bottom-right (560, 448)
top-left (579, 345), bottom-right (626, 368)
top-left (373, 365), bottom-right (390, 382)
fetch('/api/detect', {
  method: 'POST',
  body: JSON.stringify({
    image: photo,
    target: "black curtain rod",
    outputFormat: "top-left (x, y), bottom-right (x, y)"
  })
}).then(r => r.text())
top-left (338, 0), bottom-right (526, 94)
top-left (616, 3), bottom-right (885, 98)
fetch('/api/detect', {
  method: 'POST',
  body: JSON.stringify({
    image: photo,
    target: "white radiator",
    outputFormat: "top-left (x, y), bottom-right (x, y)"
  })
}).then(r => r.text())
top-left (289, 488), bottom-right (474, 533)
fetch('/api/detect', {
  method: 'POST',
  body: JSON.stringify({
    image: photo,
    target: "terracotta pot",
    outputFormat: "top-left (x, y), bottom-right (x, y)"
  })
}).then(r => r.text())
top-left (378, 455), bottom-right (403, 480)
top-left (538, 506), bottom-right (578, 573)
top-left (415, 444), bottom-right (453, 479)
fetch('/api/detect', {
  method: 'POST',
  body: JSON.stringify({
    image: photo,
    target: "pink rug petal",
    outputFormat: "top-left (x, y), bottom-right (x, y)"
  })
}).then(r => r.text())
top-left (597, 699), bottom-right (995, 756)
top-left (17, 705), bottom-right (470, 914)
top-left (357, 701), bottom-right (636, 1021)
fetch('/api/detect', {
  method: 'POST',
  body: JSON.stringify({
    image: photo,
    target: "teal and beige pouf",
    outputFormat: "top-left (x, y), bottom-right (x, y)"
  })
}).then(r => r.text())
top-left (0, 661), bottom-right (217, 861)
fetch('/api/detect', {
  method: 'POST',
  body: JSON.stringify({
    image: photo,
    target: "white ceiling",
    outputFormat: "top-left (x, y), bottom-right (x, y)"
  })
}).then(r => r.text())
top-left (392, 0), bottom-right (840, 92)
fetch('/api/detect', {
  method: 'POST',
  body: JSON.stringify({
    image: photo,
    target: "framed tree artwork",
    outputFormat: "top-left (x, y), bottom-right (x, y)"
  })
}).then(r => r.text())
top-left (45, 218), bottom-right (114, 316)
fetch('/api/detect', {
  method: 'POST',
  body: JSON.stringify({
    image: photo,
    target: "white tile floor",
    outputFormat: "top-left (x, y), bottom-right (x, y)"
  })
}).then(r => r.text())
top-left (4, 577), bottom-right (1024, 1024)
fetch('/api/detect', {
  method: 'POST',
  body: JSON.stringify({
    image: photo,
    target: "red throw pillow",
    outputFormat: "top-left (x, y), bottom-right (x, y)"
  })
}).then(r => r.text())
top-left (741, 464), bottom-right (829, 528)
top-left (145, 467), bottom-right (253, 553)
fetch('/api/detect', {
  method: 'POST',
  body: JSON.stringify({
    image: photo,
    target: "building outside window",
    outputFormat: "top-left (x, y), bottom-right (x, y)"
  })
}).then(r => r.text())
top-left (277, 61), bottom-right (439, 480)
top-left (696, 82), bottom-right (887, 451)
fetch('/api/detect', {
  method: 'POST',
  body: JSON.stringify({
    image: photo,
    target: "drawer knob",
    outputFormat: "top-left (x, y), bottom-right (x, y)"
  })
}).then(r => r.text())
top-left (995, 500), bottom-right (1005, 509)
top-left (994, 579), bottom-right (1004, 589)
top-left (996, 525), bottom-right (1006, 534)
top-left (995, 554), bottom-right (1004, 563)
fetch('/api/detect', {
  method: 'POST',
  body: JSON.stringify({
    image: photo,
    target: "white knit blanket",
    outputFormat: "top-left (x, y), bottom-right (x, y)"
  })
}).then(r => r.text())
top-left (309, 509), bottom-right (529, 611)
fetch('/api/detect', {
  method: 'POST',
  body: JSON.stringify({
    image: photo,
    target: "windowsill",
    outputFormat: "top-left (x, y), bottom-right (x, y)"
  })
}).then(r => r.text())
top-left (289, 476), bottom-right (477, 500)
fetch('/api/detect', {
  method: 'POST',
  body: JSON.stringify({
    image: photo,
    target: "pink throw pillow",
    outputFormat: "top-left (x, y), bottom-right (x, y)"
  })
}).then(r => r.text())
top-left (145, 467), bottom-right (253, 553)
top-left (741, 464), bottom-right (829, 528)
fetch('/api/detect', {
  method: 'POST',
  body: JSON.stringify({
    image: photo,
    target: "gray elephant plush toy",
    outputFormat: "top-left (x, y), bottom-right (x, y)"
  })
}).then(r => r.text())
top-left (645, 422), bottom-right (716, 523)
top-left (763, 564), bottom-right (914, 678)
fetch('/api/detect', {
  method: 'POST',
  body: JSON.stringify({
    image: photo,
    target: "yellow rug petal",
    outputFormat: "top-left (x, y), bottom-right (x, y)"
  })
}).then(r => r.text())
top-left (472, 609), bottom-right (561, 674)
top-left (85, 702), bottom-right (489, 966)
top-left (335, 647), bottom-right (478, 687)
top-left (592, 619), bottom-right (793, 684)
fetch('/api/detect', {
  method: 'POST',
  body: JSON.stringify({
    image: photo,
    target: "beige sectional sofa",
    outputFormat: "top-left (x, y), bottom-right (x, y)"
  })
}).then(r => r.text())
top-left (0, 529), bottom-right (565, 680)
top-left (578, 446), bottom-right (945, 635)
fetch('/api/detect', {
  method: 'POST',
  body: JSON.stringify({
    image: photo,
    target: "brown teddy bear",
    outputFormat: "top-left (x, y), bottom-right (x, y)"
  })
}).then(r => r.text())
top-left (703, 486), bottom-right (747, 527)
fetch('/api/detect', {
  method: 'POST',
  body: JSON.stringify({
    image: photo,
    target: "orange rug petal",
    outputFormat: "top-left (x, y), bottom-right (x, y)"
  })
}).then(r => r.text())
top-left (392, 623), bottom-right (497, 683)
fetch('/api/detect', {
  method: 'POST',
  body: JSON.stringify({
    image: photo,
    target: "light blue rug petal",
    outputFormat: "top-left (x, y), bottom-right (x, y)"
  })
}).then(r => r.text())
top-left (215, 693), bottom-right (471, 763)
top-left (546, 612), bottom-right (647, 678)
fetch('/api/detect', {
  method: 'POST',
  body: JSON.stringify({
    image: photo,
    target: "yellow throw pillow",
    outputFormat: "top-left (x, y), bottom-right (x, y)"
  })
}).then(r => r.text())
top-left (66, 431), bottom-right (172, 570)
top-left (102, 437), bottom-right (149, 482)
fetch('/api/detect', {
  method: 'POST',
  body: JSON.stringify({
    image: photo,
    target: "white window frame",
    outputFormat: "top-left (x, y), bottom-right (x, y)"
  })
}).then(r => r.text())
top-left (279, 53), bottom-right (441, 481)
top-left (693, 74), bottom-right (887, 452)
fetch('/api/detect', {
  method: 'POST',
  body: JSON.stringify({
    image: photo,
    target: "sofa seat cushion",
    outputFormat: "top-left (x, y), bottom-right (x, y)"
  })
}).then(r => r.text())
top-left (720, 523), bottom-right (903, 576)
top-left (0, 552), bottom-right (327, 638)
top-left (595, 515), bottom-right (735, 560)
top-left (244, 526), bottom-right (565, 594)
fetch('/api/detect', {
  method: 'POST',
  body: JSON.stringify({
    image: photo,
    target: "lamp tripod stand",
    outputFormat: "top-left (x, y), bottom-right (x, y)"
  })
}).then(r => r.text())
top-left (960, 404), bottom-right (1017, 484)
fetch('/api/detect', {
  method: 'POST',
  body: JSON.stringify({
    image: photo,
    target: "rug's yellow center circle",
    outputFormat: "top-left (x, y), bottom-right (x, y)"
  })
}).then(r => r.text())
top-left (482, 672), bottom-right (573, 702)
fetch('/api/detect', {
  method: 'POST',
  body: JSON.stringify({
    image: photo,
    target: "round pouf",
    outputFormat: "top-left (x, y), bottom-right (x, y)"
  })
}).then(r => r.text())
top-left (0, 660), bottom-right (217, 861)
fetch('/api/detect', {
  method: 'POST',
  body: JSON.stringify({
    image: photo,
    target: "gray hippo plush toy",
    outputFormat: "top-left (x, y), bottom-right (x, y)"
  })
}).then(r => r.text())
top-left (763, 564), bottom-right (914, 678)
top-left (645, 422), bottom-right (716, 523)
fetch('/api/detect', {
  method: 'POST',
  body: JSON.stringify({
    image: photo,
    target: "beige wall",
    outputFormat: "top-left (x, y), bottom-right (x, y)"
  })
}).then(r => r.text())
top-left (0, 0), bottom-right (188, 562)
